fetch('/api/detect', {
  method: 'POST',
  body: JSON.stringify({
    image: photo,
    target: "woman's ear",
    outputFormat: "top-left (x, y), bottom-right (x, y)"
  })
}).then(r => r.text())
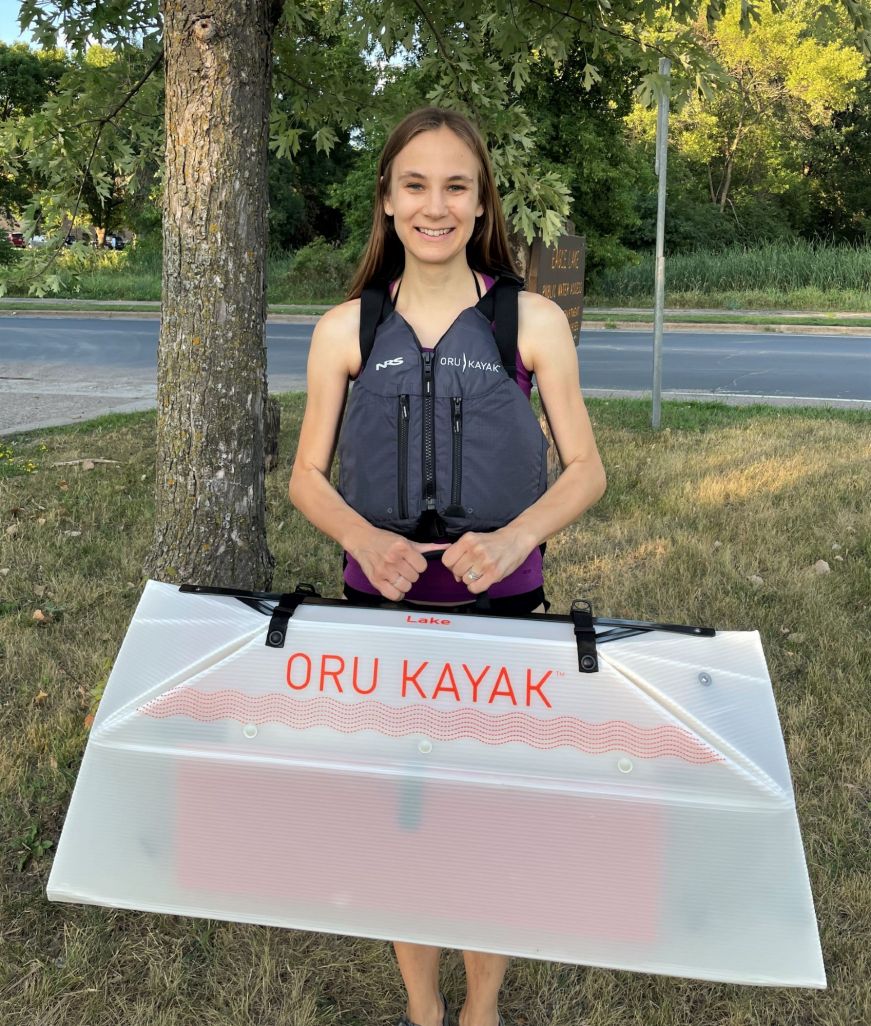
top-left (381, 175), bottom-right (393, 218)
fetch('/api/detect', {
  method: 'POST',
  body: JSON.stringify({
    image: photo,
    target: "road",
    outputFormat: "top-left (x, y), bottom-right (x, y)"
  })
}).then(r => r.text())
top-left (1, 315), bottom-right (869, 435)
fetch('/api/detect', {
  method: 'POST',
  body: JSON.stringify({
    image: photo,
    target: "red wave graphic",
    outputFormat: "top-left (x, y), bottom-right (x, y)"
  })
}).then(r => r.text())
top-left (139, 689), bottom-right (723, 764)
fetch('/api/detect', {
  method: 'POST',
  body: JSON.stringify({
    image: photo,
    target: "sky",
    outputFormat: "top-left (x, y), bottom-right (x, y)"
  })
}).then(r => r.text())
top-left (0, 6), bottom-right (31, 45)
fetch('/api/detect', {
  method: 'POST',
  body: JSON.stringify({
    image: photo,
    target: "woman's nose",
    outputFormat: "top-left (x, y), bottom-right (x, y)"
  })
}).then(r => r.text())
top-left (422, 191), bottom-right (449, 218)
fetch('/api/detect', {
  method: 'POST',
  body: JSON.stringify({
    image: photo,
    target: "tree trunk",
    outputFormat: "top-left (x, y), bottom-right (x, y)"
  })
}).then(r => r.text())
top-left (145, 1), bottom-right (277, 589)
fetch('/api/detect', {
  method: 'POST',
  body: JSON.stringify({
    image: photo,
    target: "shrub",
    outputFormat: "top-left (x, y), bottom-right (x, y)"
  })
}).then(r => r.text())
top-left (286, 237), bottom-right (354, 301)
top-left (0, 235), bottom-right (21, 267)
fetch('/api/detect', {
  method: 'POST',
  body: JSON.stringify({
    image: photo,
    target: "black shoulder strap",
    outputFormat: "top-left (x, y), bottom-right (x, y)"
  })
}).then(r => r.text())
top-left (478, 273), bottom-right (524, 382)
top-left (359, 283), bottom-right (392, 372)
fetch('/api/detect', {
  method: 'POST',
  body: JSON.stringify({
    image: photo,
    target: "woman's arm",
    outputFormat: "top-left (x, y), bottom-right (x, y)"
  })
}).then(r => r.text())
top-left (440, 292), bottom-right (606, 590)
top-left (288, 302), bottom-right (431, 600)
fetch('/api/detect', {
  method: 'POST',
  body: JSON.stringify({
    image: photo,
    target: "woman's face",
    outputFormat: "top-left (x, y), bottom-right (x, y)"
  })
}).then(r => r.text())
top-left (383, 125), bottom-right (485, 268)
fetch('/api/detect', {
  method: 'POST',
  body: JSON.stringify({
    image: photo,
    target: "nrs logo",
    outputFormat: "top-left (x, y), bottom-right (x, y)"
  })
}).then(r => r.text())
top-left (375, 356), bottom-right (404, 370)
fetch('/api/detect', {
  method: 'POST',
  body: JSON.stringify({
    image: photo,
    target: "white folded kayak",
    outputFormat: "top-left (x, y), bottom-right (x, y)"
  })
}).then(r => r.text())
top-left (47, 580), bottom-right (825, 987)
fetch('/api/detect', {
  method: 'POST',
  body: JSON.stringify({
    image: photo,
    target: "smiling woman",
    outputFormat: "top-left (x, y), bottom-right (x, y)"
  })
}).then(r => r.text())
top-left (288, 106), bottom-right (606, 1026)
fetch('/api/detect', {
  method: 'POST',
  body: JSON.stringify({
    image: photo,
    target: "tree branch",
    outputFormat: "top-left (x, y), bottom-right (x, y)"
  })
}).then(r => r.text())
top-left (12, 47), bottom-right (164, 287)
top-left (274, 66), bottom-right (321, 96)
top-left (524, 0), bottom-right (675, 61)
top-left (410, 0), bottom-right (477, 108)
top-left (104, 48), bottom-right (164, 124)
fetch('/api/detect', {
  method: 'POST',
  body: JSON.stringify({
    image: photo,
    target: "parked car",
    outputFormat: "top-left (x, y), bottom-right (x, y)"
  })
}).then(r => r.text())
top-left (29, 234), bottom-right (46, 247)
top-left (105, 235), bottom-right (126, 250)
top-left (7, 232), bottom-right (26, 248)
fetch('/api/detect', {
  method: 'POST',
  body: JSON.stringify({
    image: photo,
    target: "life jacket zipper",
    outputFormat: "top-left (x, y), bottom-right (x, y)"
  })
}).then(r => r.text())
top-left (421, 349), bottom-right (436, 509)
top-left (450, 397), bottom-right (463, 508)
top-left (397, 394), bottom-right (409, 519)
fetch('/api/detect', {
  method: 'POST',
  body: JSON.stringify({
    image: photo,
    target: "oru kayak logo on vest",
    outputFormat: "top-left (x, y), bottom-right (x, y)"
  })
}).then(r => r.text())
top-left (375, 356), bottom-right (404, 370)
top-left (439, 354), bottom-right (503, 373)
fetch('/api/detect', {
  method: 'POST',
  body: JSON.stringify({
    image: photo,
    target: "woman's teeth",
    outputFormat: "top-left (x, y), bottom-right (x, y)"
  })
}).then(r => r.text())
top-left (416, 227), bottom-right (453, 236)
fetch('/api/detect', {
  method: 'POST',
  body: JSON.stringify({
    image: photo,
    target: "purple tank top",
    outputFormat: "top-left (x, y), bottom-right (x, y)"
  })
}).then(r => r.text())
top-left (343, 273), bottom-right (543, 601)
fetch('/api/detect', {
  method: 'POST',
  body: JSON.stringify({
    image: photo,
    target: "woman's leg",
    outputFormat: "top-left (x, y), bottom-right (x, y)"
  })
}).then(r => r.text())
top-left (458, 952), bottom-right (510, 1026)
top-left (355, 595), bottom-right (545, 1025)
top-left (457, 604), bottom-right (540, 1025)
top-left (393, 942), bottom-right (445, 1025)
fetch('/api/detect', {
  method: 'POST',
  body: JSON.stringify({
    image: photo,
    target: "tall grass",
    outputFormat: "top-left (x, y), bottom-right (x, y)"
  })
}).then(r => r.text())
top-left (590, 240), bottom-right (871, 310)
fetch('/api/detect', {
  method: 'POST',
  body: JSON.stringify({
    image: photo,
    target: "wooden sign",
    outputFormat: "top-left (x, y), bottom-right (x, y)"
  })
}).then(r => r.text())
top-left (526, 234), bottom-right (586, 485)
top-left (526, 234), bottom-right (586, 342)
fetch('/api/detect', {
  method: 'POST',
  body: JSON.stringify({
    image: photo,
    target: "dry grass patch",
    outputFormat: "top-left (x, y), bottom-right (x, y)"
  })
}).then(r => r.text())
top-left (1, 396), bottom-right (869, 1025)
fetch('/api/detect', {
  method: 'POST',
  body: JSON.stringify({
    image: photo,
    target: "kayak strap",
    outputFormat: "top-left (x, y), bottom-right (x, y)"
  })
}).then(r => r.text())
top-left (570, 599), bottom-right (599, 673)
top-left (265, 584), bottom-right (320, 648)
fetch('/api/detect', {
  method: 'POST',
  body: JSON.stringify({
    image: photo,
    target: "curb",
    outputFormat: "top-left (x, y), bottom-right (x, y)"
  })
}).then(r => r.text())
top-left (3, 309), bottom-right (870, 335)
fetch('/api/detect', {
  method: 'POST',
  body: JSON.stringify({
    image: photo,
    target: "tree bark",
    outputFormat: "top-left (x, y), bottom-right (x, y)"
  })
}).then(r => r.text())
top-left (146, 1), bottom-right (277, 589)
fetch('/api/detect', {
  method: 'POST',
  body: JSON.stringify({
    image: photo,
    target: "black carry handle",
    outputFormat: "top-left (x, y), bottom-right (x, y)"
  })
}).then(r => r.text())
top-left (178, 584), bottom-right (715, 668)
top-left (594, 615), bottom-right (715, 638)
top-left (421, 547), bottom-right (491, 609)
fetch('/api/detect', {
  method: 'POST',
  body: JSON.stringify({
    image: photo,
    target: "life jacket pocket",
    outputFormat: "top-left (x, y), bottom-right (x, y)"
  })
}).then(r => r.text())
top-left (443, 396), bottom-right (464, 516)
top-left (397, 394), bottom-right (410, 520)
top-left (438, 382), bottom-right (547, 532)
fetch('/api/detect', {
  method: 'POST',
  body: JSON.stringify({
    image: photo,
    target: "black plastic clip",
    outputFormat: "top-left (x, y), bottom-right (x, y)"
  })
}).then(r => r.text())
top-left (570, 599), bottom-right (598, 673)
top-left (265, 583), bottom-right (319, 648)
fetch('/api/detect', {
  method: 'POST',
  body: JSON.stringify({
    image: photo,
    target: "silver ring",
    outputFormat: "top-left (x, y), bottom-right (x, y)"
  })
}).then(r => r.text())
top-left (393, 576), bottom-right (403, 588)
top-left (466, 568), bottom-right (482, 582)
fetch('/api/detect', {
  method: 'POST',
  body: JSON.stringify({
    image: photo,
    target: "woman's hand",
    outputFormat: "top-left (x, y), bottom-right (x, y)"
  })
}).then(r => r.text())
top-left (350, 529), bottom-right (447, 601)
top-left (440, 527), bottom-right (537, 594)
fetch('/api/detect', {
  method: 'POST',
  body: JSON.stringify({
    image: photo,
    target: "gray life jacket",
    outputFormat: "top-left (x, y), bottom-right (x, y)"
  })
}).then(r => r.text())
top-left (337, 272), bottom-right (549, 541)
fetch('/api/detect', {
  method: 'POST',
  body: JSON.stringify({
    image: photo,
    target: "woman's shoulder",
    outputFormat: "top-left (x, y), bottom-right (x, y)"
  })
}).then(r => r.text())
top-left (516, 289), bottom-right (575, 372)
top-left (315, 297), bottom-right (361, 339)
top-left (310, 298), bottom-right (363, 377)
top-left (518, 290), bottom-right (575, 339)
top-left (518, 288), bottom-right (565, 325)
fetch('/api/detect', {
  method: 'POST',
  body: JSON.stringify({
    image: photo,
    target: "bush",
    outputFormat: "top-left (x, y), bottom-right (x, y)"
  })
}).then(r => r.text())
top-left (286, 237), bottom-right (355, 302)
top-left (0, 235), bottom-right (21, 267)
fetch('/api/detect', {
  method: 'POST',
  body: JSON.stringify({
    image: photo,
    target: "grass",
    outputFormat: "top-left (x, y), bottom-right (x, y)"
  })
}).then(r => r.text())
top-left (1, 397), bottom-right (870, 1025)
top-left (582, 311), bottom-right (871, 329)
top-left (588, 241), bottom-right (871, 311)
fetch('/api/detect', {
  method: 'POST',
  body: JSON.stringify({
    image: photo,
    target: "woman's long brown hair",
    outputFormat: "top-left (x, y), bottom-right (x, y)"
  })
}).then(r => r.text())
top-left (347, 107), bottom-right (521, 299)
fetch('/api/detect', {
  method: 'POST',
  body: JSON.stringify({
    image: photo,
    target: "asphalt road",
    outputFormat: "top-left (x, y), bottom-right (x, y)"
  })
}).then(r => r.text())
top-left (1, 315), bottom-right (869, 435)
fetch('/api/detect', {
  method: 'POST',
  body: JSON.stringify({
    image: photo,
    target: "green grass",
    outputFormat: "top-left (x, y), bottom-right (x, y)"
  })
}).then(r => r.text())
top-left (582, 311), bottom-right (871, 328)
top-left (2, 397), bottom-right (870, 1025)
top-left (589, 241), bottom-right (871, 311)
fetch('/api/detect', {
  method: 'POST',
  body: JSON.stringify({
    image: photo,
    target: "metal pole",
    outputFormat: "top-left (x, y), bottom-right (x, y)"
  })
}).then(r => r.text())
top-left (652, 58), bottom-right (671, 430)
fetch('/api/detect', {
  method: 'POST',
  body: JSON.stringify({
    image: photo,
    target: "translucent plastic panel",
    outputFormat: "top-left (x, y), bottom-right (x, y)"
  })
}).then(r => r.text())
top-left (48, 581), bottom-right (825, 988)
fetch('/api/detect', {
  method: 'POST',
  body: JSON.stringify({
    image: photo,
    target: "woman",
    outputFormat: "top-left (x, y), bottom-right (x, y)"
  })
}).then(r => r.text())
top-left (289, 107), bottom-right (606, 1026)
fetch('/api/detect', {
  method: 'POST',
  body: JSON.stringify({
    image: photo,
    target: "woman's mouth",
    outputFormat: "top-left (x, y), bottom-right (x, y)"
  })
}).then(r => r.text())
top-left (415, 227), bottom-right (455, 238)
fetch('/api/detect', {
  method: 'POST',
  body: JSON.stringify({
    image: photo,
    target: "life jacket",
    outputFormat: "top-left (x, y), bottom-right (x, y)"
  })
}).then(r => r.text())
top-left (336, 272), bottom-right (549, 542)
